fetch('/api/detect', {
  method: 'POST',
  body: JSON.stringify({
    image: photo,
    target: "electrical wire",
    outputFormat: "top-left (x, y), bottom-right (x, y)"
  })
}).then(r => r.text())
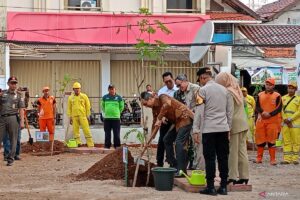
top-left (2, 2), bottom-right (295, 34)
top-left (2, 19), bottom-right (205, 33)
top-left (1, 12), bottom-right (267, 34)
top-left (0, 38), bottom-right (297, 47)
top-left (3, 23), bottom-right (300, 48)
top-left (0, 12), bottom-right (296, 35)
top-left (0, 4), bottom-right (298, 47)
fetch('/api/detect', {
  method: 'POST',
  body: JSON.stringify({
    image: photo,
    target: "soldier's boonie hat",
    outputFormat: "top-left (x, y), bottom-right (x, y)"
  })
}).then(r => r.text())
top-left (8, 76), bottom-right (18, 83)
top-left (288, 81), bottom-right (297, 88)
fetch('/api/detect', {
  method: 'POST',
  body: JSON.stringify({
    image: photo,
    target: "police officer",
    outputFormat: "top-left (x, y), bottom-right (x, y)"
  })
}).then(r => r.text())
top-left (3, 87), bottom-right (29, 161)
top-left (0, 76), bottom-right (25, 166)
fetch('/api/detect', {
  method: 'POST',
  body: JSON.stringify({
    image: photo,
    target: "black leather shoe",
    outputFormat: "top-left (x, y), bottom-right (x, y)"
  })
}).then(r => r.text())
top-left (227, 179), bottom-right (237, 185)
top-left (199, 188), bottom-right (217, 196)
top-left (235, 179), bottom-right (249, 185)
top-left (14, 156), bottom-right (21, 161)
top-left (7, 160), bottom-right (14, 166)
top-left (217, 187), bottom-right (228, 195)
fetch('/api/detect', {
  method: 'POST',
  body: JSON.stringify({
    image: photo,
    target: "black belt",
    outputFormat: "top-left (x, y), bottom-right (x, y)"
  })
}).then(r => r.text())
top-left (1, 114), bottom-right (18, 117)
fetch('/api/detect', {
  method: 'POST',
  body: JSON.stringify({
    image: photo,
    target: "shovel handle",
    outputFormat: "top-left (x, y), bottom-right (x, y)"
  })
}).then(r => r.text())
top-left (133, 125), bottom-right (160, 187)
top-left (24, 113), bottom-right (32, 138)
top-left (139, 125), bottom-right (160, 158)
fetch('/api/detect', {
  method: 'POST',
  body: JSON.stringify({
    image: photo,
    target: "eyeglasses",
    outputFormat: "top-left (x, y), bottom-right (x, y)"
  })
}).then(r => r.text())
top-left (164, 80), bottom-right (172, 84)
top-left (176, 84), bottom-right (181, 88)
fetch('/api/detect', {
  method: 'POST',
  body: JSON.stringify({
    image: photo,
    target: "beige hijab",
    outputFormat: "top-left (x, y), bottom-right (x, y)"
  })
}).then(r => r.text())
top-left (215, 72), bottom-right (243, 105)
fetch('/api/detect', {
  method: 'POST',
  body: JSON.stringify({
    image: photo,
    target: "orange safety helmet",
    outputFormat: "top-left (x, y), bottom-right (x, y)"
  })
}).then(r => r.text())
top-left (42, 86), bottom-right (50, 92)
top-left (265, 78), bottom-right (275, 85)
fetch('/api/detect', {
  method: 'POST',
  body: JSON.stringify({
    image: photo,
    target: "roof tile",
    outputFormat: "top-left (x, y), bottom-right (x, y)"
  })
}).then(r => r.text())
top-left (239, 24), bottom-right (300, 58)
top-left (207, 12), bottom-right (256, 21)
top-left (238, 24), bottom-right (300, 45)
top-left (256, 0), bottom-right (298, 19)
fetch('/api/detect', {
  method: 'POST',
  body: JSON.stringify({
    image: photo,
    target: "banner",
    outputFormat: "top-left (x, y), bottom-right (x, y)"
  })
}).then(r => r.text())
top-left (251, 66), bottom-right (283, 84)
top-left (282, 68), bottom-right (297, 84)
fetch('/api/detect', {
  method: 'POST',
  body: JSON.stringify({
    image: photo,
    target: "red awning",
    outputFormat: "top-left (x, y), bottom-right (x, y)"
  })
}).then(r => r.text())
top-left (7, 12), bottom-right (209, 45)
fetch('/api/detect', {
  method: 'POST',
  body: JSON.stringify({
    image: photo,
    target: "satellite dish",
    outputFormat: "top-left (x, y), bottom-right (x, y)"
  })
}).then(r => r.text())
top-left (189, 21), bottom-right (214, 64)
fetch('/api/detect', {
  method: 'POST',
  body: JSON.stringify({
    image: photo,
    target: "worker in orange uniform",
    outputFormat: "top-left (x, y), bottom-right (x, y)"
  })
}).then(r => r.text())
top-left (255, 78), bottom-right (282, 165)
top-left (37, 86), bottom-right (56, 141)
top-left (67, 82), bottom-right (94, 147)
top-left (281, 82), bottom-right (300, 165)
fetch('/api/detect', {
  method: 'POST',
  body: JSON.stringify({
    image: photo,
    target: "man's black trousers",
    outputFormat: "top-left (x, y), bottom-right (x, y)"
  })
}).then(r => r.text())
top-left (104, 119), bottom-right (121, 149)
top-left (202, 131), bottom-right (229, 188)
top-left (156, 122), bottom-right (173, 166)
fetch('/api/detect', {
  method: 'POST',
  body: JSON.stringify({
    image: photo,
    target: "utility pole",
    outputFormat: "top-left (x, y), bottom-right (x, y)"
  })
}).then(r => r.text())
top-left (0, 0), bottom-right (7, 88)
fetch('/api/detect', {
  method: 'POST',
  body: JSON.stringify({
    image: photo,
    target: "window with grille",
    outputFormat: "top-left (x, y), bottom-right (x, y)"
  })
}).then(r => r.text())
top-left (167, 0), bottom-right (199, 13)
top-left (213, 23), bottom-right (233, 43)
top-left (214, 23), bottom-right (233, 34)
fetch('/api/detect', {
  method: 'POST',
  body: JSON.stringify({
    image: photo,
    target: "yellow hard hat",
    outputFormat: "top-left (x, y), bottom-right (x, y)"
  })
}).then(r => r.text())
top-left (73, 82), bottom-right (81, 89)
top-left (241, 87), bottom-right (247, 92)
top-left (288, 81), bottom-right (297, 89)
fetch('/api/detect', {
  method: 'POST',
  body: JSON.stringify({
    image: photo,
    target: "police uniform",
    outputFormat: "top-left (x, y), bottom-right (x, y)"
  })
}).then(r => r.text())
top-left (0, 79), bottom-right (25, 165)
top-left (3, 88), bottom-right (29, 160)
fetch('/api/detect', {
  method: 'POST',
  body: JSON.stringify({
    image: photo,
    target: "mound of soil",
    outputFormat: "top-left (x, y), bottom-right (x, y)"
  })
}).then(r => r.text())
top-left (22, 140), bottom-right (65, 154)
top-left (77, 148), bottom-right (155, 187)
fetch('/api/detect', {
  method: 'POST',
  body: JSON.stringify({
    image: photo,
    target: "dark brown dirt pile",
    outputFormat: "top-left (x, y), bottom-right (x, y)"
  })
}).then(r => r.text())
top-left (22, 140), bottom-right (65, 153)
top-left (77, 148), bottom-right (155, 187)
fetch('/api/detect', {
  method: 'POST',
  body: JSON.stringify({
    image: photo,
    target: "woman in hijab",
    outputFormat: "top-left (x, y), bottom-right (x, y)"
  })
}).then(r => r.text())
top-left (215, 72), bottom-right (249, 185)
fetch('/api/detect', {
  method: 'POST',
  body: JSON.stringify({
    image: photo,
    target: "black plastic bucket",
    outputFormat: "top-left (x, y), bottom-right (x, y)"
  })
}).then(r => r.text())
top-left (151, 167), bottom-right (177, 191)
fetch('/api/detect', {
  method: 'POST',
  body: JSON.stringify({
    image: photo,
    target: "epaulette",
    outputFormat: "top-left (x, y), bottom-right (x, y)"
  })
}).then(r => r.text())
top-left (194, 89), bottom-right (205, 105)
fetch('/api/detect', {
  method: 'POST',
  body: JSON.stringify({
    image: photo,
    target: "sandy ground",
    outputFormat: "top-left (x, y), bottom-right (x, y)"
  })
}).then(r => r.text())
top-left (0, 150), bottom-right (299, 200)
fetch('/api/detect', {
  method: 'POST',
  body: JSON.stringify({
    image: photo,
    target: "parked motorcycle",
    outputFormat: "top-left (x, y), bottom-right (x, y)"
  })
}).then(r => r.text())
top-left (130, 98), bottom-right (141, 123)
top-left (121, 99), bottom-right (132, 125)
top-left (89, 108), bottom-right (96, 125)
top-left (26, 100), bottom-right (39, 129)
top-left (55, 113), bottom-right (63, 125)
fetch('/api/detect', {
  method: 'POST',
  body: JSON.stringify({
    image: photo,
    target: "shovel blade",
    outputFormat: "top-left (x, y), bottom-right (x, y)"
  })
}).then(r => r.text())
top-left (29, 137), bottom-right (34, 145)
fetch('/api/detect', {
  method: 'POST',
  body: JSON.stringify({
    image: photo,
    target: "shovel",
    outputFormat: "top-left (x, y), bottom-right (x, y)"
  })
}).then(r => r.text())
top-left (24, 113), bottom-right (34, 145)
top-left (51, 122), bottom-right (55, 156)
top-left (132, 123), bottom-right (176, 187)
